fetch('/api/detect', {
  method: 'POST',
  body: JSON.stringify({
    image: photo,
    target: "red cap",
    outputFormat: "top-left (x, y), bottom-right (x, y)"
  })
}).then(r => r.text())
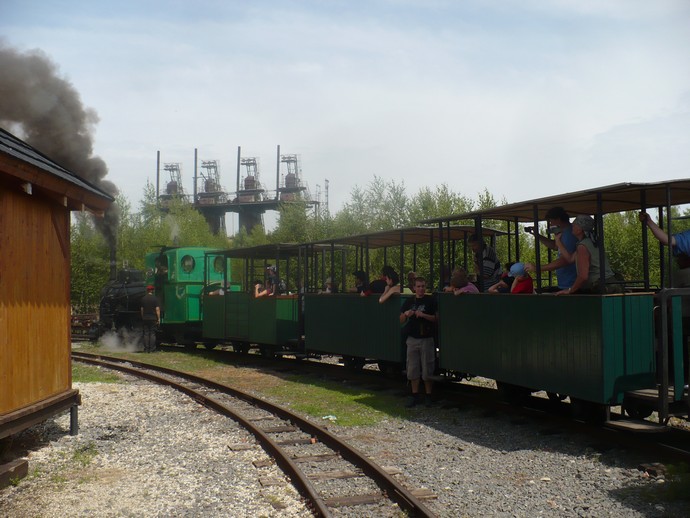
top-left (147, 285), bottom-right (154, 291)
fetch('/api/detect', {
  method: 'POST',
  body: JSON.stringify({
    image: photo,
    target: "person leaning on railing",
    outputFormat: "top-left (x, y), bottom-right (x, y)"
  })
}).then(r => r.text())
top-left (554, 215), bottom-right (622, 295)
top-left (524, 206), bottom-right (577, 292)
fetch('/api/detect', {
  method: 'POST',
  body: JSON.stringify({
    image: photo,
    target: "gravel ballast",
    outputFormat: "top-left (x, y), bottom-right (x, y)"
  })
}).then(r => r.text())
top-left (1, 377), bottom-right (687, 517)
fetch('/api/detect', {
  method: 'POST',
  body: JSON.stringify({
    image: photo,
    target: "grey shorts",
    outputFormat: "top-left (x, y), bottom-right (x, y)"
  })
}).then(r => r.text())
top-left (406, 336), bottom-right (436, 380)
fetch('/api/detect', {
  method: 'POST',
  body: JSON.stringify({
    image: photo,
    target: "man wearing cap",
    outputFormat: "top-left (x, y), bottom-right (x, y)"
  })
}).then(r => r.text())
top-left (140, 285), bottom-right (161, 352)
top-left (524, 207), bottom-right (577, 292)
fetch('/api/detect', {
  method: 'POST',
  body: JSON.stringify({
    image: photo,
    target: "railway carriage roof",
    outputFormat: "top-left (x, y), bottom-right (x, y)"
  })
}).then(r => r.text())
top-left (208, 243), bottom-right (343, 259)
top-left (309, 225), bottom-right (506, 249)
top-left (420, 179), bottom-right (690, 224)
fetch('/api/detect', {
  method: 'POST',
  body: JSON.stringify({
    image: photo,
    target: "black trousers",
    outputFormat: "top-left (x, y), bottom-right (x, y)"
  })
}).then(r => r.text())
top-left (142, 320), bottom-right (157, 352)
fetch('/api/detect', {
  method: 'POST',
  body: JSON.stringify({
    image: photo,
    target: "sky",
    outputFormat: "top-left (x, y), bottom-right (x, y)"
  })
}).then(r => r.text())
top-left (2, 0), bottom-right (690, 233)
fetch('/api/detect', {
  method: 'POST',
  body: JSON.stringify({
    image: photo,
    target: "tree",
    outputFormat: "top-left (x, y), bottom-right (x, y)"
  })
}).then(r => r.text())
top-left (334, 176), bottom-right (411, 234)
top-left (70, 212), bottom-right (108, 313)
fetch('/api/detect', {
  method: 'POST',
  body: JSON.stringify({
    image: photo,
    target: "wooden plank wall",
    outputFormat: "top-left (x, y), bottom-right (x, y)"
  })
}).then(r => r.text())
top-left (0, 186), bottom-right (71, 415)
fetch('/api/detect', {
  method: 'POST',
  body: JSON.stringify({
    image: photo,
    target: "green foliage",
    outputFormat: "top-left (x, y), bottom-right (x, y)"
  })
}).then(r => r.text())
top-left (270, 202), bottom-right (324, 244)
top-left (603, 211), bottom-right (652, 286)
top-left (70, 212), bottom-right (109, 313)
top-left (232, 224), bottom-right (270, 248)
top-left (406, 183), bottom-right (474, 222)
top-left (335, 176), bottom-right (411, 234)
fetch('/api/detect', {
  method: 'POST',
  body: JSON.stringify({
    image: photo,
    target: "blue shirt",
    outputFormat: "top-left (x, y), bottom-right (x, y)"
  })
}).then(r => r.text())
top-left (673, 230), bottom-right (690, 257)
top-left (555, 226), bottom-right (578, 288)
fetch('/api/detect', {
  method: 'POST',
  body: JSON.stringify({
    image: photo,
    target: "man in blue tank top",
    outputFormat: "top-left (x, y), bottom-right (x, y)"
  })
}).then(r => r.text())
top-left (524, 207), bottom-right (577, 291)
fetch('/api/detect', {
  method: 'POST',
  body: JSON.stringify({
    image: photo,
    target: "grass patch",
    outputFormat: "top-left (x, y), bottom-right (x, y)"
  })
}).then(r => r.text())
top-left (72, 442), bottom-right (98, 467)
top-left (86, 346), bottom-right (228, 373)
top-left (72, 363), bottom-right (123, 383)
top-left (262, 375), bottom-right (406, 426)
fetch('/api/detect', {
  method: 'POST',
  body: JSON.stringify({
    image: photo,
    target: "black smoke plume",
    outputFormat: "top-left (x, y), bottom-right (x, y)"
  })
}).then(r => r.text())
top-left (0, 42), bottom-right (119, 247)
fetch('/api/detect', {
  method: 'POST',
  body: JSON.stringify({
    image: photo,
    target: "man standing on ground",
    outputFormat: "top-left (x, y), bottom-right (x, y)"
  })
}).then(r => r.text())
top-left (400, 276), bottom-right (437, 407)
top-left (140, 285), bottom-right (160, 352)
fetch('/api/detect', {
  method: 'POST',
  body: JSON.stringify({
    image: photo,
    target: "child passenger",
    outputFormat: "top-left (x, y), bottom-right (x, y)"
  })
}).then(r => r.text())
top-left (488, 262), bottom-right (516, 293)
top-left (509, 262), bottom-right (534, 294)
top-left (449, 268), bottom-right (479, 295)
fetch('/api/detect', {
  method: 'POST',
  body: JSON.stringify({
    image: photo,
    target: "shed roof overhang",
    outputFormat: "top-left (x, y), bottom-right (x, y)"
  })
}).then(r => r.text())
top-left (0, 129), bottom-right (113, 215)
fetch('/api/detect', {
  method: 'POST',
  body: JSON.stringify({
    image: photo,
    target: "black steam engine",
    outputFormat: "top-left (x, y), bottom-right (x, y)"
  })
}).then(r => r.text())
top-left (90, 268), bottom-right (147, 340)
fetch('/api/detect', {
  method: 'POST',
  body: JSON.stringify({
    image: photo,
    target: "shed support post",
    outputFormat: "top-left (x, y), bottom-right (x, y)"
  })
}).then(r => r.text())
top-left (70, 404), bottom-right (79, 436)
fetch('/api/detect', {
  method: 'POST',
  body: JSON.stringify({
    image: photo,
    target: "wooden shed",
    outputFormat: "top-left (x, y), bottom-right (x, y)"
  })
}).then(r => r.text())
top-left (0, 127), bottom-right (113, 443)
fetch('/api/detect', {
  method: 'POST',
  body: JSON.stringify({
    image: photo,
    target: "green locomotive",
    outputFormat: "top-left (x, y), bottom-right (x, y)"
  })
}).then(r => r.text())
top-left (145, 246), bottom-right (228, 346)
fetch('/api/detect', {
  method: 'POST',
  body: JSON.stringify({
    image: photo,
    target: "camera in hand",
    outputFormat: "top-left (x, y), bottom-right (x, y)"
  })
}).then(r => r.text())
top-left (524, 226), bottom-right (534, 233)
top-left (548, 225), bottom-right (562, 235)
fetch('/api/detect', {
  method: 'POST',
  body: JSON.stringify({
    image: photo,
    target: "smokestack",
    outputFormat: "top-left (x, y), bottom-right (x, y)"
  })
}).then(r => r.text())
top-left (0, 44), bottom-right (119, 247)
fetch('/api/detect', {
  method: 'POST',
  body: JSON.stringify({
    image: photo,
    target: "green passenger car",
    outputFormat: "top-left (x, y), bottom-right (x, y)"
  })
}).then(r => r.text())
top-left (200, 243), bottom-right (302, 352)
top-left (438, 292), bottom-right (658, 405)
top-left (203, 291), bottom-right (299, 349)
top-left (304, 294), bottom-right (408, 367)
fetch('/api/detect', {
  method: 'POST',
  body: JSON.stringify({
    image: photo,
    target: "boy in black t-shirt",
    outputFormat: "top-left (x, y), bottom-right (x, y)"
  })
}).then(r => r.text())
top-left (400, 277), bottom-right (437, 407)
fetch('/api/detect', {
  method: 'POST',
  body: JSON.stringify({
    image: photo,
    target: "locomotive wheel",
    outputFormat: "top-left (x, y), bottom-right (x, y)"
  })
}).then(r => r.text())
top-left (203, 343), bottom-right (216, 350)
top-left (184, 342), bottom-right (197, 351)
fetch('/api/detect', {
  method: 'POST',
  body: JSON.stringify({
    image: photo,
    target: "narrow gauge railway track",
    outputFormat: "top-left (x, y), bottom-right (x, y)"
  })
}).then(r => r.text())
top-left (234, 349), bottom-right (690, 465)
top-left (158, 343), bottom-right (690, 459)
top-left (71, 351), bottom-right (437, 518)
